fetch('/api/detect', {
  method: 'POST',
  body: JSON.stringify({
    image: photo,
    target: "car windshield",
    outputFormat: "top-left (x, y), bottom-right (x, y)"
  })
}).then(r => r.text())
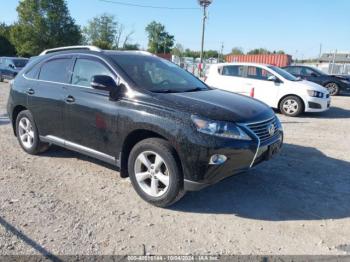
top-left (268, 65), bottom-right (300, 81)
top-left (311, 67), bottom-right (327, 76)
top-left (111, 54), bottom-right (209, 93)
top-left (13, 59), bottom-right (28, 68)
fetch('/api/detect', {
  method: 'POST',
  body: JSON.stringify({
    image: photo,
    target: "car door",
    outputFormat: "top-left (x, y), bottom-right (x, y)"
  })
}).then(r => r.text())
top-left (63, 55), bottom-right (120, 156)
top-left (215, 65), bottom-right (248, 95)
top-left (27, 55), bottom-right (73, 138)
top-left (300, 67), bottom-right (322, 84)
top-left (244, 66), bottom-right (280, 107)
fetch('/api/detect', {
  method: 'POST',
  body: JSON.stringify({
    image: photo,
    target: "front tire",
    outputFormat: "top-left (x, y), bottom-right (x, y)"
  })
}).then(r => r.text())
top-left (279, 96), bottom-right (304, 117)
top-left (16, 110), bottom-right (50, 155)
top-left (128, 138), bottom-right (185, 207)
top-left (325, 82), bottom-right (339, 96)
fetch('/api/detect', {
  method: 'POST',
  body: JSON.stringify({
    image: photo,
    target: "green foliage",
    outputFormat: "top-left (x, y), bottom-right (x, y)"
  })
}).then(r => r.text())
top-left (0, 23), bottom-right (16, 56)
top-left (10, 0), bottom-right (82, 56)
top-left (231, 47), bottom-right (244, 55)
top-left (145, 21), bottom-right (174, 53)
top-left (83, 13), bottom-right (134, 50)
top-left (247, 48), bottom-right (271, 55)
top-left (172, 43), bottom-right (184, 57)
top-left (123, 43), bottom-right (140, 50)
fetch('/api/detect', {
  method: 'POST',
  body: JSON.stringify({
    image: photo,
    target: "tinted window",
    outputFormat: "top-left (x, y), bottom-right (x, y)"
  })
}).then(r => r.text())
top-left (72, 59), bottom-right (113, 87)
top-left (267, 66), bottom-right (299, 81)
top-left (39, 58), bottom-right (71, 83)
top-left (25, 63), bottom-right (41, 79)
top-left (301, 67), bottom-right (316, 76)
top-left (246, 66), bottom-right (273, 81)
top-left (285, 67), bottom-right (301, 75)
top-left (111, 54), bottom-right (208, 93)
top-left (222, 65), bottom-right (244, 77)
top-left (12, 59), bottom-right (28, 68)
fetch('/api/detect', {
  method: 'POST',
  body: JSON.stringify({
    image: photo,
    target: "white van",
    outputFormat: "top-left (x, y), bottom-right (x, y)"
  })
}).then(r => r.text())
top-left (206, 63), bottom-right (331, 117)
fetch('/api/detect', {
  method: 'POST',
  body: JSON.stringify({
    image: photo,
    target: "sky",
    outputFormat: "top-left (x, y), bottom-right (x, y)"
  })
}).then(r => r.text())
top-left (1, 0), bottom-right (349, 59)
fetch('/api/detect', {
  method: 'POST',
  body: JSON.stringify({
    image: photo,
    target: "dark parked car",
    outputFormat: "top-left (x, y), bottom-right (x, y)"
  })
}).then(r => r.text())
top-left (7, 46), bottom-right (283, 207)
top-left (283, 65), bottom-right (350, 96)
top-left (0, 57), bottom-right (29, 82)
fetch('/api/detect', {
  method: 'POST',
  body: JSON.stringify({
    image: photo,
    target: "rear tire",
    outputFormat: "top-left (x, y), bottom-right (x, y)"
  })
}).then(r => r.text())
top-left (16, 110), bottom-right (50, 155)
top-left (279, 96), bottom-right (304, 117)
top-left (128, 138), bottom-right (185, 207)
top-left (325, 82), bottom-right (339, 96)
top-left (0, 72), bottom-right (3, 82)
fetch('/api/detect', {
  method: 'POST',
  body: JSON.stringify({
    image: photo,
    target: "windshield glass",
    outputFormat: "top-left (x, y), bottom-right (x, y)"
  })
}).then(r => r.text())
top-left (111, 54), bottom-right (209, 93)
top-left (13, 59), bottom-right (28, 68)
top-left (311, 67), bottom-right (327, 76)
top-left (268, 65), bottom-right (300, 81)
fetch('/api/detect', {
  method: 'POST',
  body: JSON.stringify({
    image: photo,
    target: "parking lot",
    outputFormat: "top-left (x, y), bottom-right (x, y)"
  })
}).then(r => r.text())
top-left (1, 81), bottom-right (350, 256)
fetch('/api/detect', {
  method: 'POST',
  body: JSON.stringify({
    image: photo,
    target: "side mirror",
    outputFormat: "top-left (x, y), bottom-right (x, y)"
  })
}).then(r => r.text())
top-left (310, 72), bottom-right (318, 77)
top-left (8, 64), bottom-right (15, 69)
top-left (268, 75), bottom-right (278, 82)
top-left (91, 75), bottom-right (117, 92)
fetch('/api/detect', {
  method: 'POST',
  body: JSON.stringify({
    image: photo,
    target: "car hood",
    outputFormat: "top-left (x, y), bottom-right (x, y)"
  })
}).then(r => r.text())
top-left (334, 75), bottom-right (350, 81)
top-left (155, 89), bottom-right (274, 123)
top-left (296, 80), bottom-right (329, 93)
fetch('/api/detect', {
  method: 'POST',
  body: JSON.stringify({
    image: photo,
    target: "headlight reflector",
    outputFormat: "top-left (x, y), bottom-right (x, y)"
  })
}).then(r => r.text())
top-left (307, 90), bottom-right (324, 98)
top-left (191, 115), bottom-right (251, 140)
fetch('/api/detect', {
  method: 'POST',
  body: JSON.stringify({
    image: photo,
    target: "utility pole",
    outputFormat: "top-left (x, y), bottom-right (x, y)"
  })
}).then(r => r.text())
top-left (331, 49), bottom-right (337, 74)
top-left (318, 43), bottom-right (322, 61)
top-left (198, 0), bottom-right (213, 77)
top-left (220, 42), bottom-right (224, 62)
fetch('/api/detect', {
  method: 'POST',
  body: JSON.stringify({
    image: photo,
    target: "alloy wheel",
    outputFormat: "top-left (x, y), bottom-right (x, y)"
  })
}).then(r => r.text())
top-left (134, 151), bottom-right (170, 197)
top-left (325, 83), bottom-right (338, 95)
top-left (18, 117), bottom-right (35, 149)
top-left (282, 99), bottom-right (299, 115)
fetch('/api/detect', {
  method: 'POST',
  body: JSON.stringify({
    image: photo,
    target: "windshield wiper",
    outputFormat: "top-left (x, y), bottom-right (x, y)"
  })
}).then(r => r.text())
top-left (151, 89), bottom-right (180, 93)
top-left (183, 87), bottom-right (206, 92)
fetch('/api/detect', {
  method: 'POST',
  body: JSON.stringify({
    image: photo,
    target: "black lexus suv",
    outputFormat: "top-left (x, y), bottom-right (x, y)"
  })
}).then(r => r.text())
top-left (7, 46), bottom-right (283, 207)
top-left (283, 65), bottom-right (350, 96)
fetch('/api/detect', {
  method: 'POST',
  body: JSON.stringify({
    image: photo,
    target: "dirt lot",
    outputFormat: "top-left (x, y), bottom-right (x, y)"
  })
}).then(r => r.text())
top-left (1, 81), bottom-right (350, 256)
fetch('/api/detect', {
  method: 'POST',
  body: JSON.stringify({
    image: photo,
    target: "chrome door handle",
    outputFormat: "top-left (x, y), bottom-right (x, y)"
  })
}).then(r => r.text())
top-left (65, 95), bottom-right (75, 103)
top-left (26, 88), bottom-right (35, 95)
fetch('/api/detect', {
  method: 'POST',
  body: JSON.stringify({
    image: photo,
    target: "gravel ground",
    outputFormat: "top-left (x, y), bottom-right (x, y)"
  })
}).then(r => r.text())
top-left (1, 81), bottom-right (350, 256)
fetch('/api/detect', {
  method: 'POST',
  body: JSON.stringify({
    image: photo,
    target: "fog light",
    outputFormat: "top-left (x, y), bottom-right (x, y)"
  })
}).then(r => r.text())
top-left (209, 154), bottom-right (227, 165)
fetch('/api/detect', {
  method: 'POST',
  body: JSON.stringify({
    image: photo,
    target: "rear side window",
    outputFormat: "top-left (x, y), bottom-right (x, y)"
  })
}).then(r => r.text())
top-left (247, 66), bottom-right (273, 81)
top-left (221, 65), bottom-right (244, 77)
top-left (71, 58), bottom-right (113, 87)
top-left (39, 58), bottom-right (71, 83)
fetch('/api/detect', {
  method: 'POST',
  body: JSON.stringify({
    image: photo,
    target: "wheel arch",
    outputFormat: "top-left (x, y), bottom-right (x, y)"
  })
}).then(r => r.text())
top-left (119, 129), bottom-right (183, 179)
top-left (11, 105), bottom-right (28, 136)
top-left (278, 94), bottom-right (305, 113)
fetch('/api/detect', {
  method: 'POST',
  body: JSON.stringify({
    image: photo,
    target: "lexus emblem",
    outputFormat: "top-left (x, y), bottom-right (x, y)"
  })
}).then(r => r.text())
top-left (268, 124), bottom-right (275, 136)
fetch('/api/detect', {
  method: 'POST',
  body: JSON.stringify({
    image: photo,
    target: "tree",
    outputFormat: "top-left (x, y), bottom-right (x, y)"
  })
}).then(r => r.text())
top-left (10, 0), bottom-right (82, 56)
top-left (171, 43), bottom-right (184, 57)
top-left (231, 47), bottom-right (244, 55)
top-left (247, 48), bottom-right (271, 55)
top-left (83, 14), bottom-right (135, 50)
top-left (0, 23), bottom-right (16, 56)
top-left (145, 21), bottom-right (174, 53)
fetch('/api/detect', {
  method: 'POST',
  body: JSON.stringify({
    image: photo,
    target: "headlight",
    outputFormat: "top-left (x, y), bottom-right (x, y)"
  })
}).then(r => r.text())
top-left (307, 90), bottom-right (324, 98)
top-left (191, 115), bottom-right (251, 140)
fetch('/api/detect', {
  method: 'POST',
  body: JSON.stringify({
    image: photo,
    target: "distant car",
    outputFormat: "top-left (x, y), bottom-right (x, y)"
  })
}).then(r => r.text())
top-left (206, 63), bottom-right (331, 117)
top-left (0, 57), bottom-right (29, 82)
top-left (283, 65), bottom-right (350, 96)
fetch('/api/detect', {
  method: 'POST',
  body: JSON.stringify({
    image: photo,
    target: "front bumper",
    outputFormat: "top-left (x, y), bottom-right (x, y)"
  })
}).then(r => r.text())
top-left (181, 130), bottom-right (283, 191)
top-left (304, 96), bottom-right (331, 112)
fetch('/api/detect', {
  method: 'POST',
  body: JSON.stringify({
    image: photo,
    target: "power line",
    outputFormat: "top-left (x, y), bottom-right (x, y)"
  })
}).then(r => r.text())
top-left (98, 0), bottom-right (199, 10)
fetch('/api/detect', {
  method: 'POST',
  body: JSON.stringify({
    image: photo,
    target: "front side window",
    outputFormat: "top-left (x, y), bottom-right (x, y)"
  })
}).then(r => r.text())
top-left (221, 65), bottom-right (244, 77)
top-left (268, 66), bottom-right (299, 81)
top-left (246, 66), bottom-right (274, 81)
top-left (72, 59), bottom-right (113, 87)
top-left (111, 54), bottom-right (208, 93)
top-left (39, 58), bottom-right (71, 83)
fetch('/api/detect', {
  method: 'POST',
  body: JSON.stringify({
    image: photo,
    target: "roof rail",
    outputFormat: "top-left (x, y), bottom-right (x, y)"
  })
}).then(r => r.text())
top-left (39, 45), bottom-right (102, 56)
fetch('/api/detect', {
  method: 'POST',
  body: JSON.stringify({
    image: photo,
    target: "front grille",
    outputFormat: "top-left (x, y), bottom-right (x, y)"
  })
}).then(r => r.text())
top-left (245, 117), bottom-right (279, 143)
